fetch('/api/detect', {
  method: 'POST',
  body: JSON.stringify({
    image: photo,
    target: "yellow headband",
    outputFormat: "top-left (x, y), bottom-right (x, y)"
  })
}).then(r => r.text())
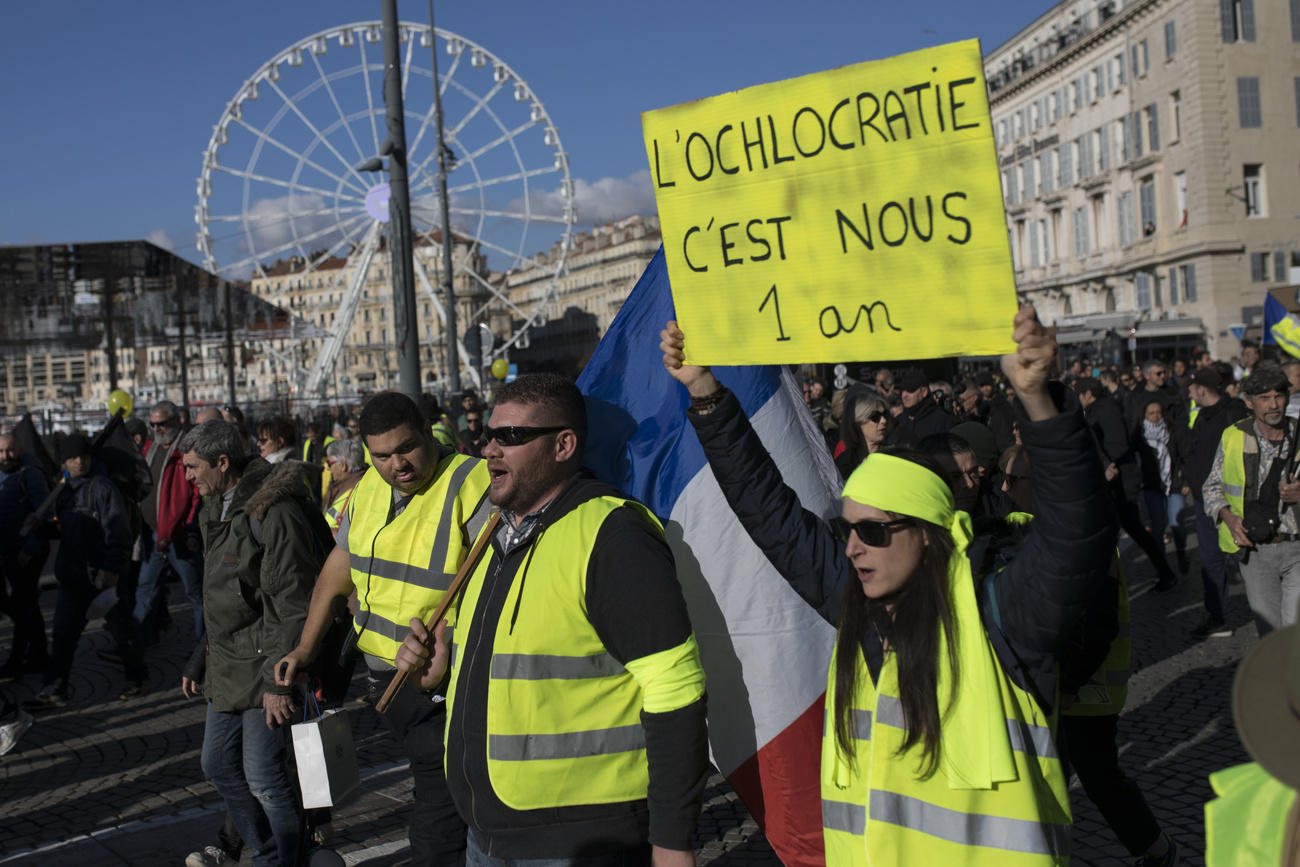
top-left (841, 452), bottom-right (955, 527)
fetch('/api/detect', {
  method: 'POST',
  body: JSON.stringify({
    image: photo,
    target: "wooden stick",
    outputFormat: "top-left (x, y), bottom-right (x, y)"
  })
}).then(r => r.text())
top-left (375, 510), bottom-right (501, 713)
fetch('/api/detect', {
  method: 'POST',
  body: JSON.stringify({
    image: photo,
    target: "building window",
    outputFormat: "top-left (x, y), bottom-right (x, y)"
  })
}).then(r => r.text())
top-left (1040, 152), bottom-right (1054, 194)
top-left (1169, 267), bottom-right (1180, 304)
top-left (1140, 180), bottom-right (1157, 234)
top-left (1238, 78), bottom-right (1262, 127)
top-left (1276, 251), bottom-right (1290, 284)
top-left (1244, 164), bottom-right (1264, 216)
top-left (1222, 0), bottom-right (1256, 42)
top-left (1165, 21), bottom-right (1177, 59)
top-left (1049, 90), bottom-right (1060, 120)
top-left (1071, 79), bottom-right (1082, 112)
top-left (1040, 218), bottom-right (1053, 262)
top-left (1058, 144), bottom-right (1072, 187)
top-left (1092, 194), bottom-right (1108, 248)
top-left (1293, 0), bottom-right (1300, 40)
top-left (1030, 101), bottom-right (1041, 130)
top-left (1251, 252), bottom-right (1269, 282)
top-left (1022, 161), bottom-right (1035, 199)
top-left (1077, 136), bottom-right (1090, 180)
top-left (1174, 171), bottom-right (1188, 228)
top-left (1097, 124), bottom-right (1110, 170)
top-left (1114, 53), bottom-right (1126, 89)
top-left (1180, 263), bottom-right (1197, 301)
top-left (1136, 272), bottom-right (1152, 309)
top-left (1073, 206), bottom-right (1090, 258)
top-left (1145, 104), bottom-right (1160, 150)
top-left (1072, 139), bottom-right (1083, 182)
top-left (1170, 91), bottom-right (1182, 141)
top-left (1051, 209), bottom-right (1063, 259)
top-left (1030, 221), bottom-right (1041, 267)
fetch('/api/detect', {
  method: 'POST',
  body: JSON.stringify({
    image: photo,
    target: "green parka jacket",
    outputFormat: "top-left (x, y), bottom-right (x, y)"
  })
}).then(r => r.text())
top-left (200, 458), bottom-right (334, 712)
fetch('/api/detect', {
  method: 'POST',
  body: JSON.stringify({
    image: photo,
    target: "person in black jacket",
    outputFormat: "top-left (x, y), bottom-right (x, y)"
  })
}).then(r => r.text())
top-left (24, 435), bottom-right (132, 709)
top-left (1184, 367), bottom-right (1248, 639)
top-left (661, 306), bottom-right (1118, 861)
top-left (886, 368), bottom-right (957, 447)
top-left (1077, 378), bottom-right (1180, 590)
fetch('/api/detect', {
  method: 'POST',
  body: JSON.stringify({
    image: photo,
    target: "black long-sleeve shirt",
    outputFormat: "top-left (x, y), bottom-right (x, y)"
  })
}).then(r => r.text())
top-left (687, 386), bottom-right (1117, 709)
top-left (444, 473), bottom-right (708, 857)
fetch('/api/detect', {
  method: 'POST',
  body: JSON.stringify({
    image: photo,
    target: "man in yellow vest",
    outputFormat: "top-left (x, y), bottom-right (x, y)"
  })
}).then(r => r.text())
top-left (1202, 367), bottom-right (1300, 638)
top-left (396, 373), bottom-right (708, 866)
top-left (277, 391), bottom-right (491, 864)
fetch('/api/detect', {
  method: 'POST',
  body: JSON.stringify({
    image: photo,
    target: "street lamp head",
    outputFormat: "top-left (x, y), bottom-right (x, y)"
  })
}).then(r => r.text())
top-left (356, 157), bottom-right (384, 173)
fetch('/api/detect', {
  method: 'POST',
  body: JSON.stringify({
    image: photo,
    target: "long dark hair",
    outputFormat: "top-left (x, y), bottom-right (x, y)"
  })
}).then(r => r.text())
top-left (833, 450), bottom-right (960, 779)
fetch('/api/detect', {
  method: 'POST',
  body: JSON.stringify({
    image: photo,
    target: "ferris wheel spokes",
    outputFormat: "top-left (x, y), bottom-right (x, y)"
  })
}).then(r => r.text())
top-left (258, 76), bottom-right (375, 194)
top-left (307, 51), bottom-right (371, 167)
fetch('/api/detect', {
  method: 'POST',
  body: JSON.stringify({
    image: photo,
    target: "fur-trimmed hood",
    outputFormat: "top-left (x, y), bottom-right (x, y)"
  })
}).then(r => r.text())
top-left (232, 458), bottom-right (314, 521)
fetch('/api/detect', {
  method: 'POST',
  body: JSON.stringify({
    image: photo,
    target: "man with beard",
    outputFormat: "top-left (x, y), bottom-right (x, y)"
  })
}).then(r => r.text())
top-left (1202, 366), bottom-right (1300, 636)
top-left (395, 373), bottom-right (708, 865)
top-left (277, 391), bottom-right (490, 865)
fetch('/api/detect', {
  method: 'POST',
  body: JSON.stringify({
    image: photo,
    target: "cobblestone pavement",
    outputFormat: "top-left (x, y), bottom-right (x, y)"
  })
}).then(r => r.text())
top-left (0, 530), bottom-right (1253, 865)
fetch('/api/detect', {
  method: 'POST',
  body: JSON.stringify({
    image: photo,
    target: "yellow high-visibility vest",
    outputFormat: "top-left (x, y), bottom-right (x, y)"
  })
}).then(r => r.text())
top-left (1212, 419), bottom-right (1300, 554)
top-left (820, 553), bottom-right (1071, 866)
top-left (1205, 762), bottom-right (1297, 867)
top-left (346, 453), bottom-right (489, 663)
top-left (445, 495), bottom-right (704, 811)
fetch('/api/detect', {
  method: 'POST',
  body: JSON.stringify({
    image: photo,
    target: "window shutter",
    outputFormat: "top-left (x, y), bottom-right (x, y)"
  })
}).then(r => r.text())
top-left (1149, 104), bottom-right (1160, 150)
top-left (1166, 21), bottom-right (1177, 57)
top-left (1100, 124), bottom-right (1111, 169)
top-left (1221, 0), bottom-right (1235, 42)
top-left (1242, 0), bottom-right (1256, 41)
top-left (1186, 264), bottom-right (1197, 301)
top-left (1277, 251), bottom-right (1289, 283)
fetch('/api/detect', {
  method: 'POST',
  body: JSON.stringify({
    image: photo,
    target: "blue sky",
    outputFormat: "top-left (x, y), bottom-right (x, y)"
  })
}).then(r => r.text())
top-left (0, 0), bottom-right (1050, 273)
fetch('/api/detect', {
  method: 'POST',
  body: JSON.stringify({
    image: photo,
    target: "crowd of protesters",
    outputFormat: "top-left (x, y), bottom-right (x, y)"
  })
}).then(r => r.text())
top-left (0, 317), bottom-right (1297, 866)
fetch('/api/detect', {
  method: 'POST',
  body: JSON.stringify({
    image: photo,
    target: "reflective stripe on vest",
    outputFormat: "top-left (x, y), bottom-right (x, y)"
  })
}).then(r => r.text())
top-left (819, 554), bottom-right (1071, 866)
top-left (347, 453), bottom-right (489, 663)
top-left (870, 790), bottom-right (1070, 857)
top-left (445, 495), bottom-right (682, 811)
top-left (488, 723), bottom-right (646, 761)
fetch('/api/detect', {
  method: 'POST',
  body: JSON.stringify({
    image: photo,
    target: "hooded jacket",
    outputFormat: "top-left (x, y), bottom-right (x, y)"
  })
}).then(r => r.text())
top-left (199, 458), bottom-right (334, 712)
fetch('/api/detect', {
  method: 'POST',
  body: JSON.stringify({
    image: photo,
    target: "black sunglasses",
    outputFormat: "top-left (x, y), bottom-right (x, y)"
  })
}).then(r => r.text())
top-left (151, 420), bottom-right (174, 429)
top-left (866, 410), bottom-right (887, 424)
top-left (831, 516), bottom-right (914, 547)
top-left (483, 425), bottom-right (568, 447)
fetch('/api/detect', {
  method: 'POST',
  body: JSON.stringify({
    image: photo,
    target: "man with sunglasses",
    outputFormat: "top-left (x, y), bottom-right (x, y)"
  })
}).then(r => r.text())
top-left (395, 373), bottom-right (708, 866)
top-left (126, 400), bottom-right (203, 695)
top-left (277, 391), bottom-right (490, 865)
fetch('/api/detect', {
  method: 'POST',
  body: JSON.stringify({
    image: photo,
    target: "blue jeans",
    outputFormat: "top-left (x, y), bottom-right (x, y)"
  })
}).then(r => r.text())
top-left (201, 704), bottom-right (303, 867)
top-left (466, 831), bottom-right (650, 867)
top-left (133, 528), bottom-right (204, 637)
top-left (1140, 489), bottom-right (1187, 555)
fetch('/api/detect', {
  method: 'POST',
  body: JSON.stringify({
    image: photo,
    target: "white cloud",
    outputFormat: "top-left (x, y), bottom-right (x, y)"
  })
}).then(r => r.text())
top-left (509, 170), bottom-right (657, 228)
top-left (145, 228), bottom-right (176, 251)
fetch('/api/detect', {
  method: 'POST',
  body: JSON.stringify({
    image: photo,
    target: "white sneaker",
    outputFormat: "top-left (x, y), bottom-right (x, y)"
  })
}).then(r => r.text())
top-left (184, 846), bottom-right (230, 867)
top-left (0, 710), bottom-right (33, 756)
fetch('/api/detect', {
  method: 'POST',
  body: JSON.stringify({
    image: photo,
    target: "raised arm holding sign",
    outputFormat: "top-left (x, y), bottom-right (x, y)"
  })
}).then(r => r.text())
top-left (642, 38), bottom-right (1019, 366)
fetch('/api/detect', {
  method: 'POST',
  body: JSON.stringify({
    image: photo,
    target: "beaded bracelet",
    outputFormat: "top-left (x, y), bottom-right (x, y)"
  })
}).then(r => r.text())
top-left (689, 387), bottom-right (726, 415)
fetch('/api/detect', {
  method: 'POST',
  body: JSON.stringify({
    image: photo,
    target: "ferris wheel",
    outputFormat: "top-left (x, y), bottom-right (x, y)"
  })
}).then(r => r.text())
top-left (195, 20), bottom-right (576, 390)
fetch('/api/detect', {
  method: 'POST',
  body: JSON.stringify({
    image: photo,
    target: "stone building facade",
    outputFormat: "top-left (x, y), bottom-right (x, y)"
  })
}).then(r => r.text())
top-left (987, 0), bottom-right (1299, 359)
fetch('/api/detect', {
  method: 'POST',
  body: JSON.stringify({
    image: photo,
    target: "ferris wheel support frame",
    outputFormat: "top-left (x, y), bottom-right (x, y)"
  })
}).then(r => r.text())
top-left (304, 222), bottom-right (382, 396)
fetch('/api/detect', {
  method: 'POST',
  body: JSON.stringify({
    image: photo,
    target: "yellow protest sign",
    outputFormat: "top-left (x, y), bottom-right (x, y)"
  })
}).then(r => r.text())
top-left (642, 39), bottom-right (1017, 365)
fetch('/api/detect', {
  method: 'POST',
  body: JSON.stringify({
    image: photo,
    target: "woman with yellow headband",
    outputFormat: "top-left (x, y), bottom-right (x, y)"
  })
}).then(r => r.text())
top-left (662, 305), bottom-right (1118, 866)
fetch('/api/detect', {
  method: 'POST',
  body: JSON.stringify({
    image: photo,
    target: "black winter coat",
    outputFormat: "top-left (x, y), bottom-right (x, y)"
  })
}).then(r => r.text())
top-left (687, 386), bottom-right (1117, 710)
top-left (886, 397), bottom-right (957, 448)
top-left (1084, 392), bottom-right (1140, 499)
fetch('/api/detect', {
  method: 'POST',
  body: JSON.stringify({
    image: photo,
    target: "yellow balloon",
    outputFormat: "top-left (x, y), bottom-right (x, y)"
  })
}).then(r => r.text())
top-left (108, 388), bottom-right (134, 418)
top-left (491, 359), bottom-right (509, 380)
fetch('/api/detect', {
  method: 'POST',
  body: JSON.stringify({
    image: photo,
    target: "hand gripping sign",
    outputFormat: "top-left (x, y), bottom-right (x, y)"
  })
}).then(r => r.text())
top-left (642, 39), bottom-right (1018, 366)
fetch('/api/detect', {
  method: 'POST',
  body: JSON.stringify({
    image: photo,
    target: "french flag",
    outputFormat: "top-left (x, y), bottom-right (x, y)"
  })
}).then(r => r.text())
top-left (579, 248), bottom-right (840, 865)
